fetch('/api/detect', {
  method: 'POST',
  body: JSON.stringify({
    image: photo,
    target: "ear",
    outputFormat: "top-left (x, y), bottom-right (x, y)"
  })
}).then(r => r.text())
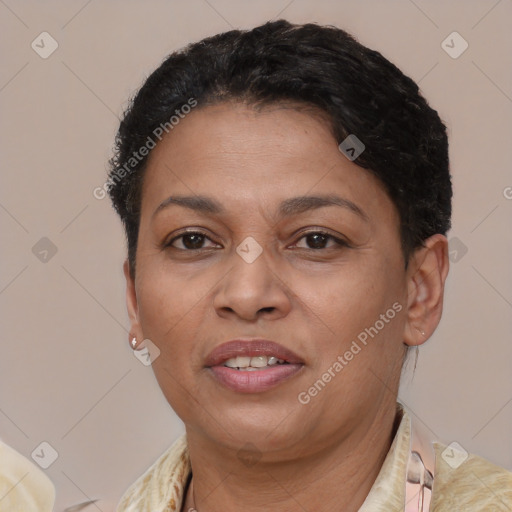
top-left (123, 259), bottom-right (145, 350)
top-left (403, 234), bottom-right (450, 347)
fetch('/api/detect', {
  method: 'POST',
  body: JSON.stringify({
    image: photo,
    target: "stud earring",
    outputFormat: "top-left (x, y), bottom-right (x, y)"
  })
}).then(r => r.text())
top-left (131, 337), bottom-right (138, 348)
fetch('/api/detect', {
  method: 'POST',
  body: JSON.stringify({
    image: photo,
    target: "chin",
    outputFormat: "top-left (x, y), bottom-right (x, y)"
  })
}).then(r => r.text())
top-left (209, 406), bottom-right (304, 447)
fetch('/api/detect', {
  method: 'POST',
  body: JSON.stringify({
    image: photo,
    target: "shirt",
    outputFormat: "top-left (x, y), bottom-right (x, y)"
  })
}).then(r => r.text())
top-left (116, 403), bottom-right (512, 511)
top-left (0, 440), bottom-right (55, 512)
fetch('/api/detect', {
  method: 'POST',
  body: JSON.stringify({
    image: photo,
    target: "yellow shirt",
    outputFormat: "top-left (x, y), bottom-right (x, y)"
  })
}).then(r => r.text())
top-left (116, 404), bottom-right (512, 511)
top-left (0, 440), bottom-right (55, 512)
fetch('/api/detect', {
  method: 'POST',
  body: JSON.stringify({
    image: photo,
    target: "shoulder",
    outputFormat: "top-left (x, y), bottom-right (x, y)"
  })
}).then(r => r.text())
top-left (0, 439), bottom-right (55, 512)
top-left (116, 433), bottom-right (190, 512)
top-left (431, 441), bottom-right (512, 511)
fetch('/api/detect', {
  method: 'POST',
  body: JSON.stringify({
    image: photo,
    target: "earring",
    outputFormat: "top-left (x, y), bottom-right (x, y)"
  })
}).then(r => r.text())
top-left (131, 337), bottom-right (138, 348)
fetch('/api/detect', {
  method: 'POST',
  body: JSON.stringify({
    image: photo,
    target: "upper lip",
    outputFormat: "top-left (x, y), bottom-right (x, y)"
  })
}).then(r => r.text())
top-left (205, 339), bottom-right (304, 367)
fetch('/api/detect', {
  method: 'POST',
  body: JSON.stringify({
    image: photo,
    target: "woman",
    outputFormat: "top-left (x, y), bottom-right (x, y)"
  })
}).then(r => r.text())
top-left (107, 20), bottom-right (512, 512)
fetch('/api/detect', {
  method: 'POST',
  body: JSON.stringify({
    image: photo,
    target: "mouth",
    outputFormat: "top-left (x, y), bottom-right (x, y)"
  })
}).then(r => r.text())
top-left (222, 354), bottom-right (289, 371)
top-left (205, 339), bottom-right (304, 393)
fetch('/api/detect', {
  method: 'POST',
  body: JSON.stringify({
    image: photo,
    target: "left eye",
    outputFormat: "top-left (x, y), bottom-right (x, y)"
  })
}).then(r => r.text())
top-left (293, 231), bottom-right (347, 250)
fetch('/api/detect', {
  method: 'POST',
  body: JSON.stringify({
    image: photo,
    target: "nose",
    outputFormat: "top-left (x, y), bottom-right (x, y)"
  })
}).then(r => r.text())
top-left (212, 240), bottom-right (292, 322)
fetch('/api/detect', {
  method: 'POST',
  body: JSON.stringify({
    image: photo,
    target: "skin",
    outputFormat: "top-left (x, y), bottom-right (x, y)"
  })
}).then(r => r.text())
top-left (124, 101), bottom-right (449, 512)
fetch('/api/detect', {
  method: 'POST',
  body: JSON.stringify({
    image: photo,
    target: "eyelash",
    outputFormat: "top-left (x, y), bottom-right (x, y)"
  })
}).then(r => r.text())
top-left (164, 229), bottom-right (350, 251)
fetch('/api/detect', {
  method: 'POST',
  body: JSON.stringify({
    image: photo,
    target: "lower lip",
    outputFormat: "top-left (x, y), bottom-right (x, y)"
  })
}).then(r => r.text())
top-left (208, 364), bottom-right (304, 393)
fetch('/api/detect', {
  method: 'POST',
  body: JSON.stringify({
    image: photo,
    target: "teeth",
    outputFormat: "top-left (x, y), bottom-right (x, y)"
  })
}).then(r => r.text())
top-left (236, 356), bottom-right (251, 368)
top-left (224, 358), bottom-right (239, 369)
top-left (223, 355), bottom-right (286, 369)
top-left (249, 356), bottom-right (268, 368)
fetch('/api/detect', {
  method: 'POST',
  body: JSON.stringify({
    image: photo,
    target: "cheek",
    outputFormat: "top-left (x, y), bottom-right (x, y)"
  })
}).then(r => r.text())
top-left (299, 264), bottom-right (399, 337)
top-left (135, 266), bottom-right (218, 387)
top-left (136, 264), bottom-right (206, 339)
top-left (137, 283), bottom-right (177, 339)
top-left (135, 273), bottom-right (204, 416)
top-left (296, 266), bottom-right (406, 384)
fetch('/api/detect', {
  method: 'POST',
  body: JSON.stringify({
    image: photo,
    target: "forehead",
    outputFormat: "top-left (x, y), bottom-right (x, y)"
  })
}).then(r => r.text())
top-left (140, 102), bottom-right (397, 224)
top-left (146, 101), bottom-right (336, 172)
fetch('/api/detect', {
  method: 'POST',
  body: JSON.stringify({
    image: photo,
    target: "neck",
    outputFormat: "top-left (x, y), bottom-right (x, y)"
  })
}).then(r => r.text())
top-left (182, 403), bottom-right (401, 512)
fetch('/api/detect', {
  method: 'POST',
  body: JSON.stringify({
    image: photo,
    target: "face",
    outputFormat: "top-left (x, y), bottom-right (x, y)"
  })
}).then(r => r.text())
top-left (126, 102), bottom-right (420, 458)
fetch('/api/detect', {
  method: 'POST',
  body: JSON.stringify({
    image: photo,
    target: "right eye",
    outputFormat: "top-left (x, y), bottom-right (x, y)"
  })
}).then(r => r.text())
top-left (165, 231), bottom-right (220, 251)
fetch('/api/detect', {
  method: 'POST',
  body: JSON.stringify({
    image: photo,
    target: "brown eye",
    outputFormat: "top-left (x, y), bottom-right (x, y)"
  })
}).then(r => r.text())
top-left (167, 231), bottom-right (218, 250)
top-left (294, 231), bottom-right (348, 250)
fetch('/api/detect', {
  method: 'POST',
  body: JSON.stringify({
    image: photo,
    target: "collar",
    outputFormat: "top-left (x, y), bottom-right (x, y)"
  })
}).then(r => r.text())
top-left (358, 402), bottom-right (412, 511)
top-left (116, 403), bottom-right (427, 512)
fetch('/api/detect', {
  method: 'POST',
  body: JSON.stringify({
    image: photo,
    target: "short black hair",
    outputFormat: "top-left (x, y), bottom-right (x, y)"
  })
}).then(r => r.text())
top-left (108, 19), bottom-right (452, 277)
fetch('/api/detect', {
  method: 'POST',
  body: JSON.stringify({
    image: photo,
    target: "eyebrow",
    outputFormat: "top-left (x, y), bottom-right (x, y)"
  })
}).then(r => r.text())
top-left (152, 194), bottom-right (369, 222)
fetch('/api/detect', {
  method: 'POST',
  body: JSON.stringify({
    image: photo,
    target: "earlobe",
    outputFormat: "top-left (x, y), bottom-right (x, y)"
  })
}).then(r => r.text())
top-left (130, 336), bottom-right (147, 351)
top-left (403, 234), bottom-right (449, 346)
top-left (123, 259), bottom-right (144, 349)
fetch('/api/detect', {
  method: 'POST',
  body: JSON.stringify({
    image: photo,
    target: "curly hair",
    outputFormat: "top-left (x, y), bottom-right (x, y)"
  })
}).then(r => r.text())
top-left (107, 19), bottom-right (452, 277)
